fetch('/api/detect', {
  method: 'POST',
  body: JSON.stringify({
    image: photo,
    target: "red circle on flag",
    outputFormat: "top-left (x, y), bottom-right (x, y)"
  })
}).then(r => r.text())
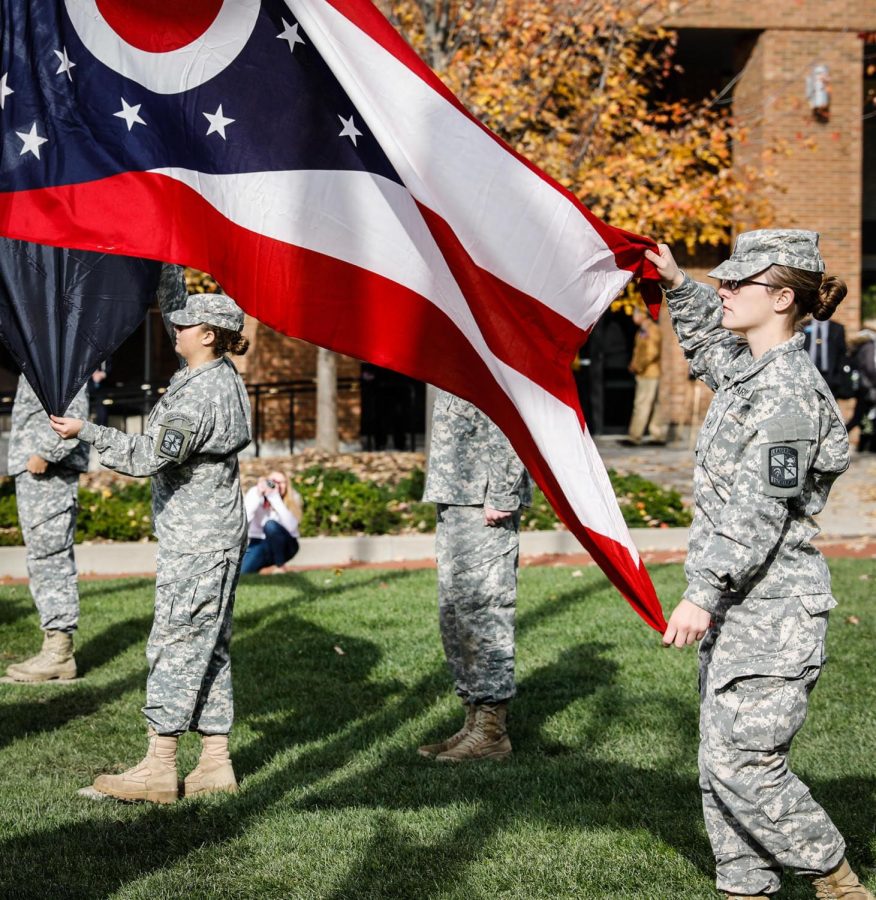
top-left (94, 0), bottom-right (224, 53)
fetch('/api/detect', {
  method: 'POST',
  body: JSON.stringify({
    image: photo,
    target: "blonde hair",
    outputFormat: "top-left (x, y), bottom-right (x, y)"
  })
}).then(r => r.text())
top-left (268, 470), bottom-right (302, 520)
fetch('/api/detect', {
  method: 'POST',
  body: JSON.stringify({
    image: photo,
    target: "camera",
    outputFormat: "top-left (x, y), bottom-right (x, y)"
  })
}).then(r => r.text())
top-left (265, 479), bottom-right (277, 489)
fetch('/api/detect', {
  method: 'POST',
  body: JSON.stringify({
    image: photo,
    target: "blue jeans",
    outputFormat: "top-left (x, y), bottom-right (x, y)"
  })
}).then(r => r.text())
top-left (241, 520), bottom-right (299, 574)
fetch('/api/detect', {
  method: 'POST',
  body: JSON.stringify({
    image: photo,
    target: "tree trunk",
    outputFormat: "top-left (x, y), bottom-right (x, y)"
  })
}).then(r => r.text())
top-left (315, 347), bottom-right (339, 453)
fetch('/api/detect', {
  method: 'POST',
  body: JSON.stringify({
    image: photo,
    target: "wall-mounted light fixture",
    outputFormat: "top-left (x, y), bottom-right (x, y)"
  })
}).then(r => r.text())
top-left (806, 63), bottom-right (830, 122)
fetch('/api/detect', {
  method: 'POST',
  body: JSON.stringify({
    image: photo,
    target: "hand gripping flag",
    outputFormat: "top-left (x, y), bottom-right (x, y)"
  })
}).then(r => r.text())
top-left (0, 0), bottom-right (666, 630)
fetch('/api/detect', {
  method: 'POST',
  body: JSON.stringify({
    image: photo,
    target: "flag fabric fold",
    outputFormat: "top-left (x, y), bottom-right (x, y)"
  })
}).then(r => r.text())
top-left (0, 0), bottom-right (666, 630)
top-left (0, 238), bottom-right (161, 414)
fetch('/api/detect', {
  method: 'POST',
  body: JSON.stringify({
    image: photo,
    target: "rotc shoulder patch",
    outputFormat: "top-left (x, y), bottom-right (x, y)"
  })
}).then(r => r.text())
top-left (768, 445), bottom-right (798, 488)
top-left (156, 418), bottom-right (195, 462)
top-left (759, 414), bottom-right (815, 499)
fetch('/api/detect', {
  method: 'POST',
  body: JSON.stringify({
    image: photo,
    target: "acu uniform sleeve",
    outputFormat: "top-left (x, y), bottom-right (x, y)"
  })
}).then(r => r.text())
top-left (665, 276), bottom-right (749, 391)
top-left (684, 394), bottom-right (818, 614)
top-left (34, 386), bottom-right (90, 463)
top-left (482, 412), bottom-right (527, 512)
top-left (79, 398), bottom-right (215, 477)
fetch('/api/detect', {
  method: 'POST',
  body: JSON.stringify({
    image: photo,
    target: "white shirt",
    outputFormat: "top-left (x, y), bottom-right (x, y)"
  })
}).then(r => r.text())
top-left (244, 486), bottom-right (300, 540)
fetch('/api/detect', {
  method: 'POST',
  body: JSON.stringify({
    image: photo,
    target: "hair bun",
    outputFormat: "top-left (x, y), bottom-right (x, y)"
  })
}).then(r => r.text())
top-left (813, 275), bottom-right (847, 321)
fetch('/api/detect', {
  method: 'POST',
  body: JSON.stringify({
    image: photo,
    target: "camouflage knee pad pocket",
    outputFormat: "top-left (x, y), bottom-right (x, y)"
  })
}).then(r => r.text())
top-left (159, 563), bottom-right (227, 628)
top-left (711, 670), bottom-right (818, 752)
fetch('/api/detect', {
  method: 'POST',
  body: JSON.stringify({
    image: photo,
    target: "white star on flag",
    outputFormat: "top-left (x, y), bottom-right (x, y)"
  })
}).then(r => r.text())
top-left (203, 104), bottom-right (235, 140)
top-left (338, 114), bottom-right (362, 146)
top-left (53, 47), bottom-right (76, 80)
top-left (114, 98), bottom-right (146, 131)
top-left (16, 122), bottom-right (48, 158)
top-left (277, 19), bottom-right (305, 53)
top-left (0, 72), bottom-right (12, 109)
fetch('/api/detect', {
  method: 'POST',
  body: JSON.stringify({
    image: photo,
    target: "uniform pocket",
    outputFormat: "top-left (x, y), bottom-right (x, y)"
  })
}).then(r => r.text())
top-left (799, 594), bottom-right (836, 616)
top-left (723, 671), bottom-right (817, 751)
top-left (21, 504), bottom-right (76, 559)
top-left (161, 563), bottom-right (225, 628)
top-left (451, 517), bottom-right (518, 574)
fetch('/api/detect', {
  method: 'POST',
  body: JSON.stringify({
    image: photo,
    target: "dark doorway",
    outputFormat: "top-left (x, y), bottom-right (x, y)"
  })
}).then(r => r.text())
top-left (360, 364), bottom-right (425, 451)
top-left (575, 310), bottom-right (637, 435)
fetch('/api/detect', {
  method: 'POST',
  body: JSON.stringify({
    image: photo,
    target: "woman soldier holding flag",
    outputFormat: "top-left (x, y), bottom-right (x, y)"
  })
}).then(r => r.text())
top-left (51, 267), bottom-right (252, 804)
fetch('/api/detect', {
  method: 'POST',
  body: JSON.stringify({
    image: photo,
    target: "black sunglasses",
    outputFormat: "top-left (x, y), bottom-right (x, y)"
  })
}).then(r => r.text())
top-left (719, 279), bottom-right (774, 294)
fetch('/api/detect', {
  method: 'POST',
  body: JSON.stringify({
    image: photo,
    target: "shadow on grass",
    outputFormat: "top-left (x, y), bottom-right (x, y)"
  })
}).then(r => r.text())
top-left (75, 614), bottom-right (153, 676)
top-left (0, 669), bottom-right (144, 753)
top-left (0, 592), bottom-right (34, 628)
top-left (2, 573), bottom-right (872, 900)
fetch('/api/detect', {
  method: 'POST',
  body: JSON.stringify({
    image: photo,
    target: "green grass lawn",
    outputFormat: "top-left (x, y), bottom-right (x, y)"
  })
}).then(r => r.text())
top-left (0, 560), bottom-right (874, 899)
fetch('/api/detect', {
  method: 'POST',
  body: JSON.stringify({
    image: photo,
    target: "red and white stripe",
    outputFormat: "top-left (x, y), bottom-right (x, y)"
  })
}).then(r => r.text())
top-left (0, 0), bottom-right (665, 629)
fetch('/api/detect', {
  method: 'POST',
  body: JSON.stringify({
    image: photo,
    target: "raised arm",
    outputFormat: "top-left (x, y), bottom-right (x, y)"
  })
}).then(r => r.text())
top-left (645, 244), bottom-right (748, 391)
top-left (52, 397), bottom-right (215, 478)
top-left (32, 385), bottom-right (90, 463)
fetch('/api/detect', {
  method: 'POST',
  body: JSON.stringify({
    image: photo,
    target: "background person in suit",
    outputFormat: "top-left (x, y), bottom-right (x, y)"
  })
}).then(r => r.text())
top-left (803, 318), bottom-right (846, 396)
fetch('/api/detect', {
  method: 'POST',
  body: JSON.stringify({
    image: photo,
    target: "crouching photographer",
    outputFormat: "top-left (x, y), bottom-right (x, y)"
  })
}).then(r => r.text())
top-left (241, 471), bottom-right (302, 574)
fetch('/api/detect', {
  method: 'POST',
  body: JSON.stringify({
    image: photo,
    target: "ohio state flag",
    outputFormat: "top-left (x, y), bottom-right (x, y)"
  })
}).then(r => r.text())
top-left (0, 0), bottom-right (666, 629)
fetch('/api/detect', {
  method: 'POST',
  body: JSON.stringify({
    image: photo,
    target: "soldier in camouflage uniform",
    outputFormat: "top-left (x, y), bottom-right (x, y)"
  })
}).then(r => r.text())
top-left (418, 389), bottom-right (531, 762)
top-left (647, 231), bottom-right (874, 899)
top-left (5, 376), bottom-right (89, 682)
top-left (51, 269), bottom-right (252, 804)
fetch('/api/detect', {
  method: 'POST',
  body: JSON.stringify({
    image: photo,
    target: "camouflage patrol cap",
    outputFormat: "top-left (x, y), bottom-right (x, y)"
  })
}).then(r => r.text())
top-left (169, 293), bottom-right (244, 332)
top-left (708, 229), bottom-right (825, 281)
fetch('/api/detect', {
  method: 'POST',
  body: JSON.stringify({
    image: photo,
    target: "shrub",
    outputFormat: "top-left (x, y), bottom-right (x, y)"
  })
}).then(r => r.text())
top-left (0, 463), bottom-right (690, 545)
top-left (0, 477), bottom-right (153, 544)
top-left (295, 465), bottom-right (400, 536)
top-left (75, 481), bottom-right (154, 542)
top-left (609, 470), bottom-right (692, 528)
top-left (521, 472), bottom-right (691, 531)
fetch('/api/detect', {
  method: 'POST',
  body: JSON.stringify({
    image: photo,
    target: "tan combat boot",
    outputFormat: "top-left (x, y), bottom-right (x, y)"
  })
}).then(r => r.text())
top-left (435, 701), bottom-right (512, 762)
top-left (6, 629), bottom-right (77, 682)
top-left (92, 729), bottom-right (179, 803)
top-left (811, 859), bottom-right (875, 899)
top-left (182, 734), bottom-right (238, 798)
top-left (418, 702), bottom-right (476, 758)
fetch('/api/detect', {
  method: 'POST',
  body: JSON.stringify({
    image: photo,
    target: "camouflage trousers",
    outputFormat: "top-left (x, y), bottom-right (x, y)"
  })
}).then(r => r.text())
top-left (698, 602), bottom-right (845, 896)
top-left (144, 544), bottom-right (243, 736)
top-left (435, 504), bottom-right (520, 705)
top-left (15, 470), bottom-right (80, 633)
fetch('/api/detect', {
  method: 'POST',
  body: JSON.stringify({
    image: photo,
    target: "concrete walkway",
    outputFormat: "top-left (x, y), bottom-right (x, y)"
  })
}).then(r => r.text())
top-left (0, 527), bottom-right (695, 578)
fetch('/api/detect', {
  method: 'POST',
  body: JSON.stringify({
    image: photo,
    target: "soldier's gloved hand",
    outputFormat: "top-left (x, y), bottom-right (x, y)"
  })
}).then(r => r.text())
top-left (48, 415), bottom-right (83, 440)
top-left (662, 599), bottom-right (712, 649)
top-left (484, 506), bottom-right (513, 526)
top-left (25, 454), bottom-right (48, 475)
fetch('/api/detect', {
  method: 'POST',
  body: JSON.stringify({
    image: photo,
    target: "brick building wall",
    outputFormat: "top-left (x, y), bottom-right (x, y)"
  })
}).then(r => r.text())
top-left (657, 5), bottom-right (874, 437)
top-left (241, 320), bottom-right (361, 446)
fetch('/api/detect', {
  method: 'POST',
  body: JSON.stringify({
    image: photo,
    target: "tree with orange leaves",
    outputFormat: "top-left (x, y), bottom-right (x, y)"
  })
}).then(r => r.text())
top-left (374, 0), bottom-right (771, 254)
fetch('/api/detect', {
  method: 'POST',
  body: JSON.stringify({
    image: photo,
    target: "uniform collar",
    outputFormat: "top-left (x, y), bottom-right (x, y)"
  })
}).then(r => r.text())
top-left (165, 355), bottom-right (227, 397)
top-left (732, 332), bottom-right (805, 385)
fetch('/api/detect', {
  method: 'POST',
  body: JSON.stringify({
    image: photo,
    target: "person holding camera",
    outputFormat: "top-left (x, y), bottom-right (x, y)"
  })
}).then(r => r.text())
top-left (241, 471), bottom-right (302, 574)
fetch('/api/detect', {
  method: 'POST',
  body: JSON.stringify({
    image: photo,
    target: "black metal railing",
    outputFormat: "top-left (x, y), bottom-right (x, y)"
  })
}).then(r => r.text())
top-left (0, 378), bottom-right (362, 457)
